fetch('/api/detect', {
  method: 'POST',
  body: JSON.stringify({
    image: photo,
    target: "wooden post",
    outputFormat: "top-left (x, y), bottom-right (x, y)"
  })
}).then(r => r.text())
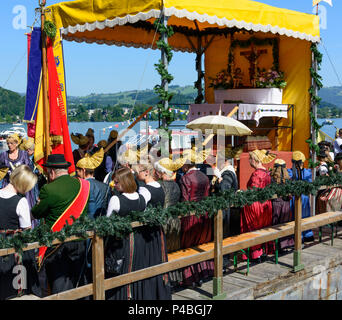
top-left (160, 12), bottom-right (169, 128)
top-left (293, 196), bottom-right (304, 272)
top-left (40, 0), bottom-right (50, 160)
top-left (212, 209), bottom-right (226, 299)
top-left (92, 234), bottom-right (105, 300)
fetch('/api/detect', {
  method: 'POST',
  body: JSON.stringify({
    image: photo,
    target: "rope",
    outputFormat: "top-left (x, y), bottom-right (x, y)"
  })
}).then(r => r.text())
top-left (2, 51), bottom-right (27, 89)
top-left (127, 12), bottom-right (163, 121)
top-left (320, 39), bottom-right (342, 87)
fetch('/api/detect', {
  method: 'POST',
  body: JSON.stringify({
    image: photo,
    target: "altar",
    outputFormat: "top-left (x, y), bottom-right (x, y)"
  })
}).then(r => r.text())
top-left (188, 102), bottom-right (289, 126)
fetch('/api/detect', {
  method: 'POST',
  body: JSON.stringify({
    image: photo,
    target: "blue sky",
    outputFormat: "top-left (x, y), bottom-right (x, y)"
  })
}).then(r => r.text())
top-left (0, 0), bottom-right (340, 96)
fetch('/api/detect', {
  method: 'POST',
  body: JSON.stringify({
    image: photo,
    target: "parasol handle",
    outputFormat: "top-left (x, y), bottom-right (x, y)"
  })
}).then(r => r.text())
top-left (103, 106), bottom-right (153, 153)
top-left (202, 105), bottom-right (239, 146)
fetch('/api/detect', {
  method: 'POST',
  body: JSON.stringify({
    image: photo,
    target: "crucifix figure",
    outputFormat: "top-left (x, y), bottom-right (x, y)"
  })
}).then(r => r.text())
top-left (240, 44), bottom-right (267, 87)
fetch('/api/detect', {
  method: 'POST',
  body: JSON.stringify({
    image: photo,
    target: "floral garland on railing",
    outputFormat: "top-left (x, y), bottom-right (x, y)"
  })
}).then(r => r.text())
top-left (307, 43), bottom-right (324, 168)
top-left (1, 174), bottom-right (342, 254)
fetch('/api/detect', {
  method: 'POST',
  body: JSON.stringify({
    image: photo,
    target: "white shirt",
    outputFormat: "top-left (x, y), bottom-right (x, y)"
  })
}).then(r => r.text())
top-left (138, 181), bottom-right (162, 206)
top-left (106, 192), bottom-right (139, 217)
top-left (334, 137), bottom-right (342, 155)
top-left (0, 189), bottom-right (31, 229)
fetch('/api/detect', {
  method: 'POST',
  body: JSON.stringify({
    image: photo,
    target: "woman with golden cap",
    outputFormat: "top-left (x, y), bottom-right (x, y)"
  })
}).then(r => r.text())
top-left (154, 158), bottom-right (183, 287)
top-left (241, 149), bottom-right (276, 262)
top-left (0, 134), bottom-right (37, 212)
top-left (270, 159), bottom-right (294, 251)
top-left (287, 151), bottom-right (314, 242)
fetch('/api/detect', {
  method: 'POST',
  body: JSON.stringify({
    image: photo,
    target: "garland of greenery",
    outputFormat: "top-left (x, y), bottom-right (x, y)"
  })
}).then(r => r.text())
top-left (153, 18), bottom-right (175, 133)
top-left (1, 174), bottom-right (342, 254)
top-left (44, 21), bottom-right (57, 39)
top-left (307, 43), bottom-right (324, 168)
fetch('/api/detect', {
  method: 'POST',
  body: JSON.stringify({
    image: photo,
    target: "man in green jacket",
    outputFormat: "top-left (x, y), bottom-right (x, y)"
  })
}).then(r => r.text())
top-left (31, 154), bottom-right (90, 295)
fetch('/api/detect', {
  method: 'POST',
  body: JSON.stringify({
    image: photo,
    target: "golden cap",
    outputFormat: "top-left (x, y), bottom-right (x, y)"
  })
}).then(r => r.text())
top-left (251, 149), bottom-right (277, 164)
top-left (19, 137), bottom-right (35, 151)
top-left (97, 140), bottom-right (107, 149)
top-left (158, 157), bottom-right (187, 172)
top-left (183, 148), bottom-right (211, 164)
top-left (76, 148), bottom-right (104, 169)
top-left (71, 133), bottom-right (89, 146)
top-left (0, 166), bottom-right (9, 180)
top-left (292, 151), bottom-right (306, 162)
top-left (274, 158), bottom-right (286, 165)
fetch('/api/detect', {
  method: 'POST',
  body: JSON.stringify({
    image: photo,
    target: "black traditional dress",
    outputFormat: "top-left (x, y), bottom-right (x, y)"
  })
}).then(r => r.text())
top-left (0, 195), bottom-right (41, 300)
top-left (159, 180), bottom-right (182, 286)
top-left (106, 183), bottom-right (171, 300)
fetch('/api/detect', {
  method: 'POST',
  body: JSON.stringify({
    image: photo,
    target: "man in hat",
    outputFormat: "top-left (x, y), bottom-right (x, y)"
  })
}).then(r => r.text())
top-left (75, 148), bottom-right (110, 286)
top-left (76, 148), bottom-right (110, 219)
top-left (31, 154), bottom-right (90, 295)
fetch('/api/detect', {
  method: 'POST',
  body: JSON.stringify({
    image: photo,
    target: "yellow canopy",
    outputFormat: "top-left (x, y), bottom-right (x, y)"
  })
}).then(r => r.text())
top-left (49, 0), bottom-right (320, 51)
top-left (47, 0), bottom-right (320, 161)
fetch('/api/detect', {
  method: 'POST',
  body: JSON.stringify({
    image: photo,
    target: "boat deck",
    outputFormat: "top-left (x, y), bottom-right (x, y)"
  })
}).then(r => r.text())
top-left (171, 227), bottom-right (342, 300)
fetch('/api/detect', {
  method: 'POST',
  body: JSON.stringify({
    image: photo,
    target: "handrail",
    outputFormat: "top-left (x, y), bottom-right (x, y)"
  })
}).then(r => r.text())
top-left (3, 191), bottom-right (342, 300)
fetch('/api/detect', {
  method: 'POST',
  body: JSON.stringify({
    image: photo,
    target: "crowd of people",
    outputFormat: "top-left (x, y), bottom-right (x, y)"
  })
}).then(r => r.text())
top-left (1, 127), bottom-right (342, 300)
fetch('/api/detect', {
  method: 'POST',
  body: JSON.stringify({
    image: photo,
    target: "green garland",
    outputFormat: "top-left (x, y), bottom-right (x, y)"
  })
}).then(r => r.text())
top-left (44, 21), bottom-right (57, 39)
top-left (307, 43), bottom-right (324, 168)
top-left (1, 174), bottom-right (342, 254)
top-left (153, 18), bottom-right (175, 133)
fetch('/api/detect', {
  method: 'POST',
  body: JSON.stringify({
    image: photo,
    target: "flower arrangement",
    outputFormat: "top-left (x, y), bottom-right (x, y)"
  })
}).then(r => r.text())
top-left (209, 70), bottom-right (234, 89)
top-left (255, 68), bottom-right (287, 89)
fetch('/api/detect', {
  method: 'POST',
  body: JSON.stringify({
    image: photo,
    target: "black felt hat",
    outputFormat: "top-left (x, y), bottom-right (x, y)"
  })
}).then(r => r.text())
top-left (42, 154), bottom-right (71, 168)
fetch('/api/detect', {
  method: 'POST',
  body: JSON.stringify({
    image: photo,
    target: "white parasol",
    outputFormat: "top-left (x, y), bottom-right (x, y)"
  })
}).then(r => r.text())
top-left (186, 109), bottom-right (252, 136)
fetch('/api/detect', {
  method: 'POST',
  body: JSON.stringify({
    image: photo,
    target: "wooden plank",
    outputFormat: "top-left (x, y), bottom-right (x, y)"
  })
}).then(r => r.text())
top-left (42, 284), bottom-right (93, 300)
top-left (92, 235), bottom-right (105, 300)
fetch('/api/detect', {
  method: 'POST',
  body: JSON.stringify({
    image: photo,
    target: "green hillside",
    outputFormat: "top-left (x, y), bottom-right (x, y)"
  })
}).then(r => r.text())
top-left (0, 87), bottom-right (25, 122)
top-left (2, 84), bottom-right (342, 122)
top-left (67, 85), bottom-right (197, 107)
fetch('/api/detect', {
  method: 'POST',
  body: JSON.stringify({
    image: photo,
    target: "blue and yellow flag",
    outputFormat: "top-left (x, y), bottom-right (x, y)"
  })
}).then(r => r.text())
top-left (24, 27), bottom-right (42, 122)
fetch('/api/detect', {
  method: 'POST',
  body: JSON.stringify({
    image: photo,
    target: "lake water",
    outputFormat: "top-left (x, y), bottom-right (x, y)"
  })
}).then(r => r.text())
top-left (0, 118), bottom-right (340, 151)
top-left (0, 120), bottom-right (188, 151)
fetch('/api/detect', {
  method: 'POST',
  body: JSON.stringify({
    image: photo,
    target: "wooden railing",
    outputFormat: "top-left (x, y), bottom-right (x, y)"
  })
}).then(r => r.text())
top-left (1, 196), bottom-right (342, 300)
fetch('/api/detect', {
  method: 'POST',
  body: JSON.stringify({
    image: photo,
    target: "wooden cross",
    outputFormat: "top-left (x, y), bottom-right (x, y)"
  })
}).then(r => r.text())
top-left (240, 43), bottom-right (267, 87)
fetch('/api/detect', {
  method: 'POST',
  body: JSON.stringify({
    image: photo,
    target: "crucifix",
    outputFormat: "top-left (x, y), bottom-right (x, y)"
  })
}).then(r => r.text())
top-left (240, 43), bottom-right (267, 87)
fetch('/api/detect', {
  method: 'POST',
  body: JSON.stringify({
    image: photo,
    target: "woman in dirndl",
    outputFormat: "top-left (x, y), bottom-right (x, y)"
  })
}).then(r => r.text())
top-left (241, 149), bottom-right (276, 261)
top-left (270, 159), bottom-right (294, 251)
top-left (316, 149), bottom-right (342, 214)
top-left (288, 151), bottom-right (314, 242)
top-left (0, 165), bottom-right (40, 300)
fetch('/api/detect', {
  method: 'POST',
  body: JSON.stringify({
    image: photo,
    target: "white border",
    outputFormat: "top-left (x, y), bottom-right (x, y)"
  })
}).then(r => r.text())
top-left (59, 7), bottom-right (320, 44)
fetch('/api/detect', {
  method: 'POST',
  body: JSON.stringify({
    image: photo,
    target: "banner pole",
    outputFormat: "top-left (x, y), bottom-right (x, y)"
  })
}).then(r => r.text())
top-left (40, 0), bottom-right (50, 160)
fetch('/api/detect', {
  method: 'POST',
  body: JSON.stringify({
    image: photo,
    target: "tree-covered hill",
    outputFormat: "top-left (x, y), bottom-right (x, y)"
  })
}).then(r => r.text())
top-left (0, 87), bottom-right (25, 122)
